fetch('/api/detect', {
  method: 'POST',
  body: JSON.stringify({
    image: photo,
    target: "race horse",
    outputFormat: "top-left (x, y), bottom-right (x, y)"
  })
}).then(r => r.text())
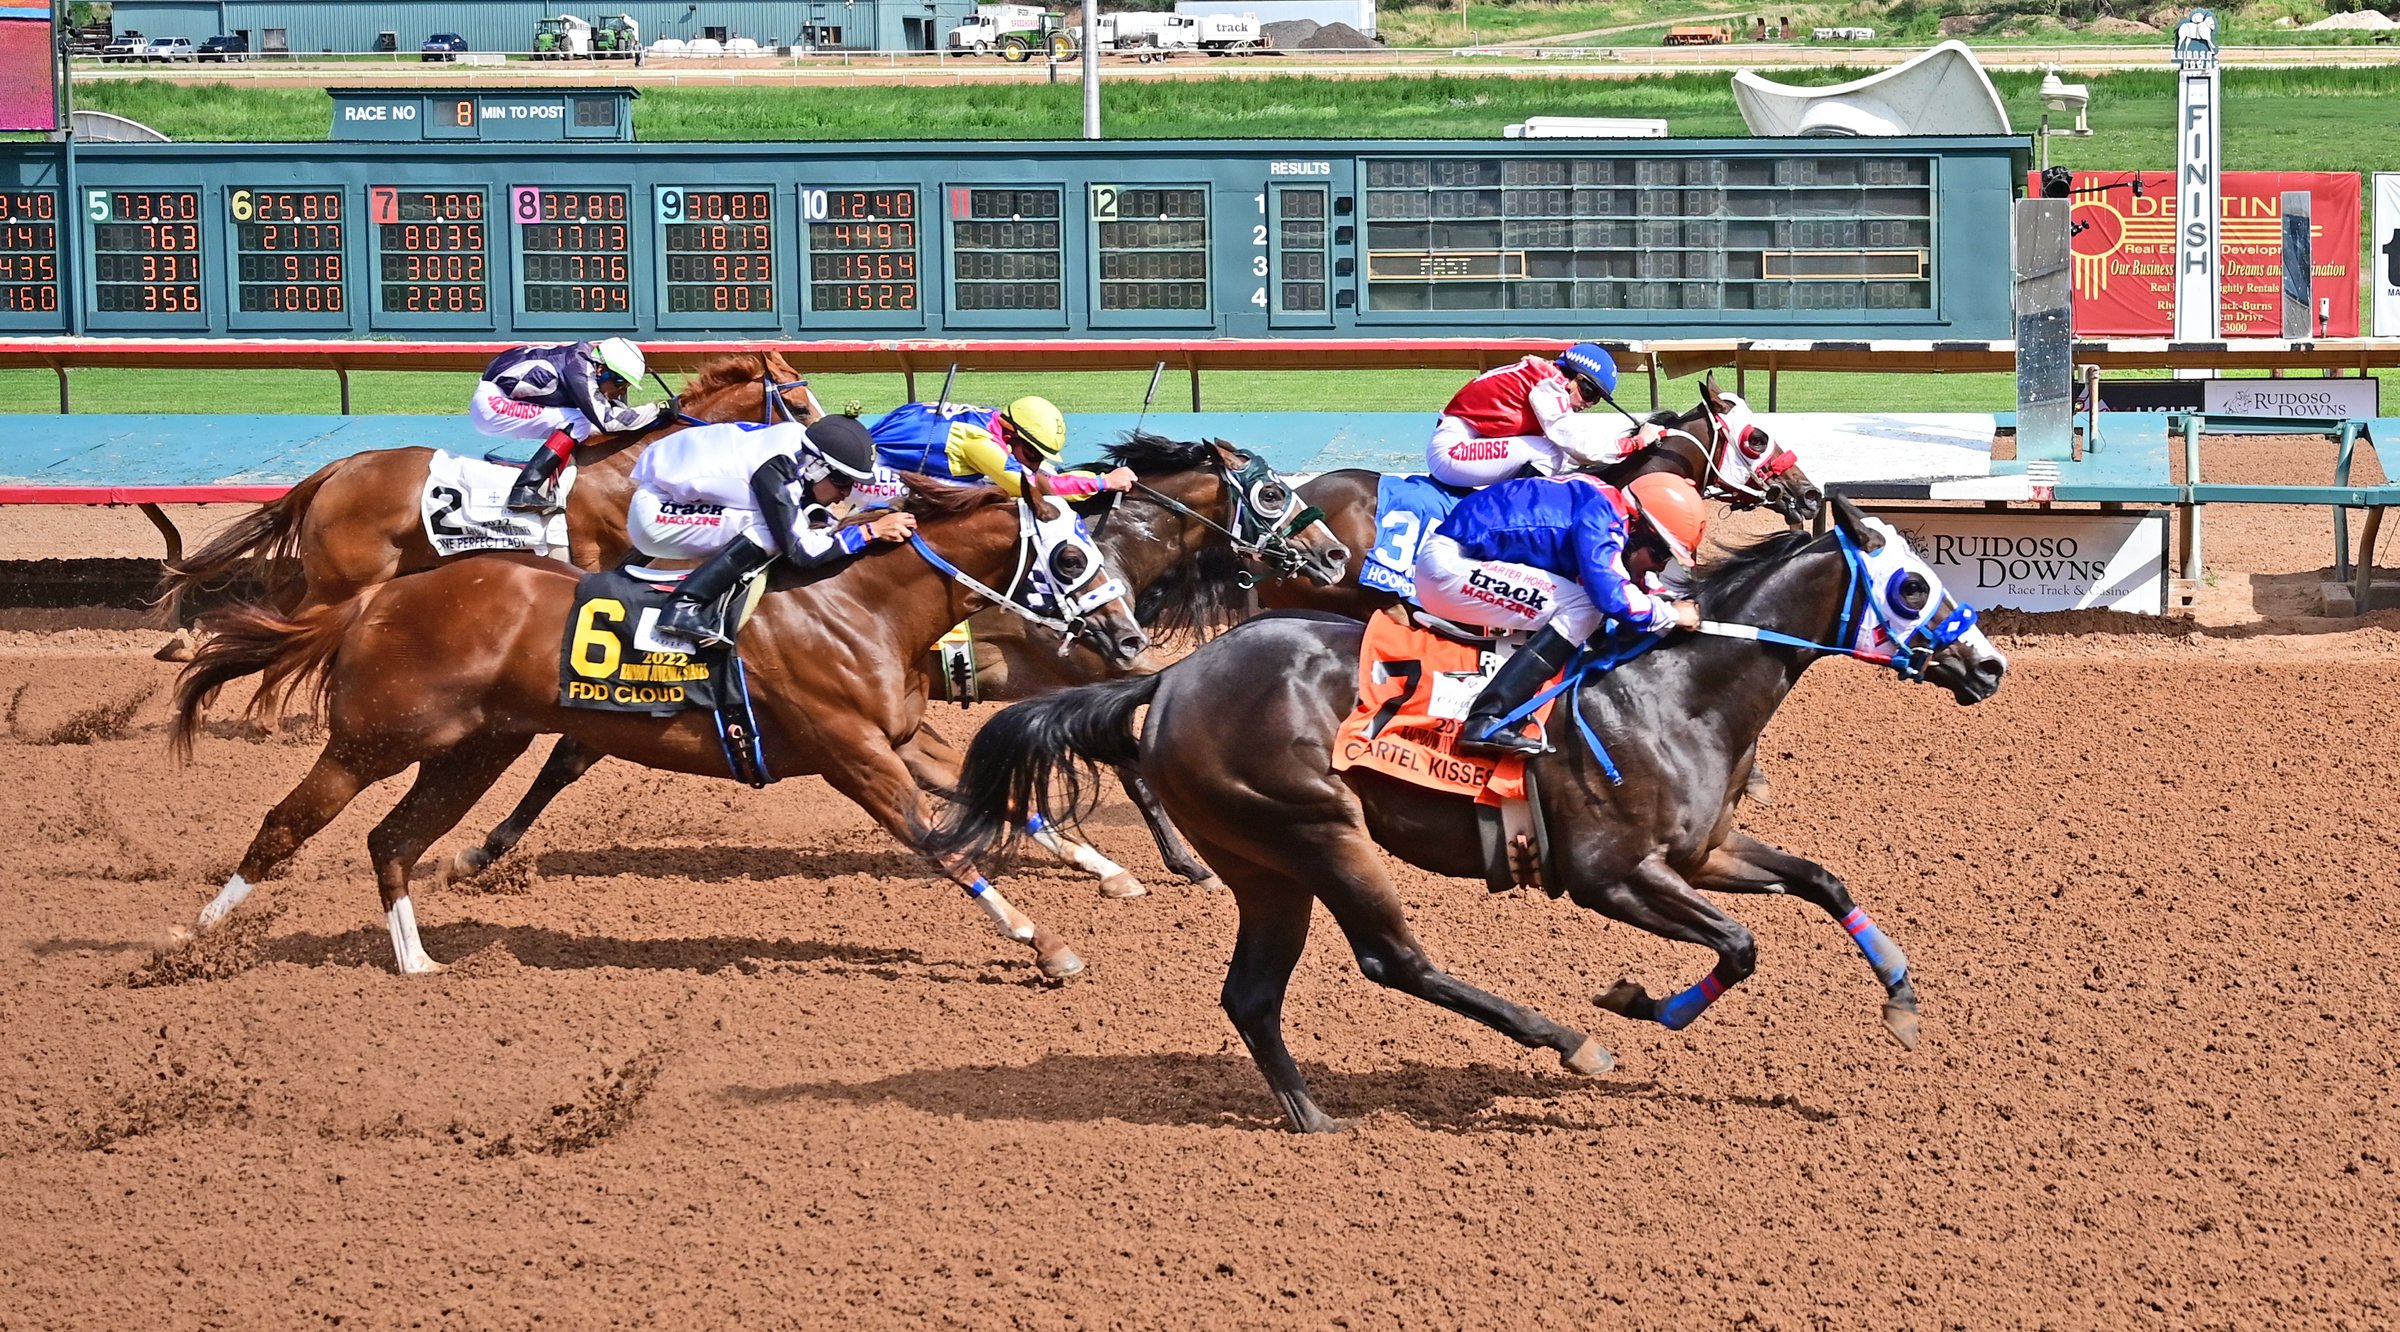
top-left (1262, 376), bottom-right (1824, 621)
top-left (438, 433), bottom-right (1352, 898)
top-left (171, 477), bottom-right (1151, 981)
top-left (155, 350), bottom-right (819, 623)
top-left (930, 496), bottom-right (2009, 1130)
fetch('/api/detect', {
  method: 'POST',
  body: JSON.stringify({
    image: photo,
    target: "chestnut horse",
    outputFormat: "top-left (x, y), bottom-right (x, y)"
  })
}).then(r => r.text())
top-left (171, 479), bottom-right (1149, 981)
top-left (932, 498), bottom-right (2007, 1130)
top-left (156, 350), bottom-right (817, 623)
top-left (439, 433), bottom-right (1352, 898)
top-left (1261, 377), bottom-right (1824, 622)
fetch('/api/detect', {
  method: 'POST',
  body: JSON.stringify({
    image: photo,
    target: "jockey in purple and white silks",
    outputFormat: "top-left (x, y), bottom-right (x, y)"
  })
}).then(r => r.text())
top-left (475, 338), bottom-right (676, 513)
top-left (1413, 471), bottom-right (1707, 758)
top-left (1426, 342), bottom-right (1662, 489)
top-left (628, 414), bottom-right (910, 648)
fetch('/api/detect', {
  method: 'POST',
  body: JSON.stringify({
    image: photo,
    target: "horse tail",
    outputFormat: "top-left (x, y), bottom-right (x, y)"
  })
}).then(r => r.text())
top-left (925, 672), bottom-right (1164, 866)
top-left (155, 463), bottom-right (335, 622)
top-left (170, 590), bottom-right (373, 760)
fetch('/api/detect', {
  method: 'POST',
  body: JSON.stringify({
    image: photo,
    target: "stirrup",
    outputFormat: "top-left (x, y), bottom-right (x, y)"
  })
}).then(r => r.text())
top-left (1456, 721), bottom-right (1551, 759)
top-left (505, 483), bottom-right (560, 514)
top-left (656, 600), bottom-right (730, 649)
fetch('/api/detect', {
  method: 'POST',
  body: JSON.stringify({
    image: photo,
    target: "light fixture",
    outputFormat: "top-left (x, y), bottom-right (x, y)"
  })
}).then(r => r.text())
top-left (2034, 67), bottom-right (2092, 170)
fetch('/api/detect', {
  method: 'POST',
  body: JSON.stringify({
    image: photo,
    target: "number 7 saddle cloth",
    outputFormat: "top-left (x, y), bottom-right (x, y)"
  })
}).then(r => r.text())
top-left (1331, 608), bottom-right (1563, 807)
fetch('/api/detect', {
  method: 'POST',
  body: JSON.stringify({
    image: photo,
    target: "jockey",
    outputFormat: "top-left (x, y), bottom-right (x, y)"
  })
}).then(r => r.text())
top-left (868, 396), bottom-right (1136, 498)
top-left (1427, 342), bottom-right (1663, 489)
top-left (1412, 471), bottom-right (1708, 759)
top-left (475, 338), bottom-right (676, 513)
top-left (628, 414), bottom-right (912, 648)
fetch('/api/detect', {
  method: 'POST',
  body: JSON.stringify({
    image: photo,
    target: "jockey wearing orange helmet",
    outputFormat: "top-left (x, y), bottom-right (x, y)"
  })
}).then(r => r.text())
top-left (1412, 470), bottom-right (1706, 758)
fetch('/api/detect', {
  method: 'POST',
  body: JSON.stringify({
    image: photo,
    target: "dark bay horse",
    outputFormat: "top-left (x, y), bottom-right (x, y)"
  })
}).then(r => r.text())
top-left (1262, 377), bottom-right (1823, 621)
top-left (437, 433), bottom-right (1350, 899)
top-left (931, 496), bottom-right (2008, 1130)
top-left (156, 351), bottom-right (818, 624)
top-left (171, 479), bottom-right (1149, 981)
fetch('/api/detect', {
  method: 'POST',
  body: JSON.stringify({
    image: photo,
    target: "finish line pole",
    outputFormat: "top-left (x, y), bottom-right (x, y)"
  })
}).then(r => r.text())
top-left (1082, 4), bottom-right (1100, 139)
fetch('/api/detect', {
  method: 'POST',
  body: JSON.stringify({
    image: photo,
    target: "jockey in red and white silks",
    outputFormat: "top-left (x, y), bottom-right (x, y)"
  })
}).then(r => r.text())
top-left (1426, 343), bottom-right (1662, 488)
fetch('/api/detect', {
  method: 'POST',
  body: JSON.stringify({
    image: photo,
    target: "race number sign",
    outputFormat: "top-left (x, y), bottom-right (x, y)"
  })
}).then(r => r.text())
top-left (2376, 173), bottom-right (2400, 338)
top-left (1864, 507), bottom-right (2168, 616)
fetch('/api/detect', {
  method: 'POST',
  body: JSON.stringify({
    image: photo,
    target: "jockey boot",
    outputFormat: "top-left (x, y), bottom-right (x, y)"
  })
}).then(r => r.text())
top-left (1455, 626), bottom-right (1579, 759)
top-left (656, 534), bottom-right (777, 649)
top-left (505, 430), bottom-right (579, 512)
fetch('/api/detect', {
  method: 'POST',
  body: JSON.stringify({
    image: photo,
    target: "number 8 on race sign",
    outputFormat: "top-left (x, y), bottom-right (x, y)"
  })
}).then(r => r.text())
top-left (513, 187), bottom-right (543, 223)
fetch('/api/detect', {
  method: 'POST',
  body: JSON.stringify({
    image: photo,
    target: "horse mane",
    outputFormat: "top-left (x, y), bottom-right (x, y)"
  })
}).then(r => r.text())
top-left (680, 353), bottom-right (771, 399)
top-left (1097, 431), bottom-right (1219, 476)
top-left (1691, 528), bottom-right (1824, 618)
top-left (874, 472), bottom-right (1016, 520)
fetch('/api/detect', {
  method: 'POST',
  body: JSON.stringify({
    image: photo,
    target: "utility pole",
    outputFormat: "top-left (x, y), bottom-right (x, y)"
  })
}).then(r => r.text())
top-left (1082, 3), bottom-right (1100, 139)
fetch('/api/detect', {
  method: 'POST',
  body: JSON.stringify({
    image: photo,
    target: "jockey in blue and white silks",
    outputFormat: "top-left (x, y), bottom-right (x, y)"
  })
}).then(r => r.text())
top-left (627, 415), bottom-right (910, 648)
top-left (476, 338), bottom-right (673, 513)
top-left (1412, 471), bottom-right (1707, 758)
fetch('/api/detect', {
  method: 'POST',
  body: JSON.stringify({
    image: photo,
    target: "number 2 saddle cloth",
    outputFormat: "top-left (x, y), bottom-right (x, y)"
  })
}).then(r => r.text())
top-left (1331, 608), bottom-right (1563, 807)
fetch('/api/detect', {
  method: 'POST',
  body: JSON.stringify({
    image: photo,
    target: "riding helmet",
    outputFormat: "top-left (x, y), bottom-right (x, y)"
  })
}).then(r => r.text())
top-left (1625, 473), bottom-right (1706, 565)
top-left (1556, 342), bottom-right (1620, 402)
top-left (592, 336), bottom-right (648, 384)
top-left (801, 413), bottom-right (879, 482)
top-left (1000, 395), bottom-right (1069, 461)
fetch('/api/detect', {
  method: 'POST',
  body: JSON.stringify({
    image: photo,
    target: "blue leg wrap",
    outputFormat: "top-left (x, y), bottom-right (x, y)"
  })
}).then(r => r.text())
top-left (964, 876), bottom-right (992, 898)
top-left (1655, 974), bottom-right (1725, 1031)
top-left (1025, 813), bottom-right (1048, 834)
top-left (1842, 908), bottom-right (1908, 987)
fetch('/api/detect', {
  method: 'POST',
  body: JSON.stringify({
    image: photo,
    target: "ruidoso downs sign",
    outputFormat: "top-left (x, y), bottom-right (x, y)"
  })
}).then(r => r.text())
top-left (1864, 507), bottom-right (2169, 615)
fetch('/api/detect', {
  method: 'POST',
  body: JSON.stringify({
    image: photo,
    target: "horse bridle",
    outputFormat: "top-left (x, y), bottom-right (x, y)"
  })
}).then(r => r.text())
top-left (908, 497), bottom-right (1129, 651)
top-left (661, 369), bottom-right (812, 428)
top-left (1126, 448), bottom-right (1326, 586)
top-left (1692, 401), bottom-right (1801, 505)
top-left (1694, 522), bottom-right (1978, 682)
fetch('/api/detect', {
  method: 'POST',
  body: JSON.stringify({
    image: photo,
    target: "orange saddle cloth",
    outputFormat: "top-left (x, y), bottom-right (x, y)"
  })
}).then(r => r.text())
top-left (1331, 611), bottom-right (1561, 807)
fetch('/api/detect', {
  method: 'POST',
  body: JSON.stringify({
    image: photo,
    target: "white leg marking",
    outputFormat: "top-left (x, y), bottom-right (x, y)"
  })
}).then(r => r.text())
top-left (197, 874), bottom-right (255, 930)
top-left (1030, 825), bottom-right (1128, 880)
top-left (966, 881), bottom-right (1039, 943)
top-left (386, 896), bottom-right (443, 974)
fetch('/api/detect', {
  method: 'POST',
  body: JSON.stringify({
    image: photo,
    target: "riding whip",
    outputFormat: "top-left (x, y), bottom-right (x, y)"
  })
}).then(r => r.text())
top-left (1135, 359), bottom-right (1167, 434)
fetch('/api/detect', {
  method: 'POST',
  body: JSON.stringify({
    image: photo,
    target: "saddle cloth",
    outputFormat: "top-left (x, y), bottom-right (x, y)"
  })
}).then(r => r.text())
top-left (1359, 473), bottom-right (1472, 598)
top-left (557, 564), bottom-right (759, 716)
top-left (422, 450), bottom-right (574, 559)
top-left (1331, 610), bottom-right (1560, 808)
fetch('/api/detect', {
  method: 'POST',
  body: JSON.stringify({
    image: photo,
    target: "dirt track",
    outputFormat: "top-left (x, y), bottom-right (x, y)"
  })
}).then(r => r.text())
top-left (4, 499), bottom-right (2399, 1327)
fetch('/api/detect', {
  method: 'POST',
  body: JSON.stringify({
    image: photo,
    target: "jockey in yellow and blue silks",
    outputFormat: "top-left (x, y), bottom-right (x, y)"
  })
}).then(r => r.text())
top-left (867, 396), bottom-right (1135, 498)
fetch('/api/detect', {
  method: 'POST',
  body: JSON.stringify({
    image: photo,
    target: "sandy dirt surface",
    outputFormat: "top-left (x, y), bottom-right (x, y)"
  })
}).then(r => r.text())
top-left (2, 498), bottom-right (2397, 1328)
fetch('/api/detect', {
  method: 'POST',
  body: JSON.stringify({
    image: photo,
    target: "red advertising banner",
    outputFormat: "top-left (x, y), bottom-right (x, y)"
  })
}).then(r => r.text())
top-left (0, 12), bottom-right (60, 134)
top-left (2028, 170), bottom-right (2361, 336)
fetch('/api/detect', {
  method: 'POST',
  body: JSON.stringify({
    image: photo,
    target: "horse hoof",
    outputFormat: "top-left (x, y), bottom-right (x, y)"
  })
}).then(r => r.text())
top-left (1592, 980), bottom-right (1652, 1020)
top-left (153, 630), bottom-right (197, 663)
top-left (440, 848), bottom-right (492, 885)
top-left (1037, 946), bottom-right (1086, 981)
top-left (1882, 1000), bottom-right (1922, 1051)
top-left (1560, 1036), bottom-right (1615, 1076)
top-left (1190, 876), bottom-right (1225, 893)
top-left (399, 958), bottom-right (448, 976)
top-left (1098, 871), bottom-right (1148, 900)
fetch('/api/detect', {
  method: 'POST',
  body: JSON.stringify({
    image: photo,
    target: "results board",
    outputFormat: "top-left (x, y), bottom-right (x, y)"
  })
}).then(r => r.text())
top-left (0, 137), bottom-right (2022, 339)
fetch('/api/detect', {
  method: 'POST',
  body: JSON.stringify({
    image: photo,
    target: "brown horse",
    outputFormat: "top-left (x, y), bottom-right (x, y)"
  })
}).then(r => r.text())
top-left (1261, 377), bottom-right (1823, 622)
top-left (440, 433), bottom-right (1352, 898)
top-left (156, 350), bottom-right (817, 624)
top-left (170, 478), bottom-right (1149, 981)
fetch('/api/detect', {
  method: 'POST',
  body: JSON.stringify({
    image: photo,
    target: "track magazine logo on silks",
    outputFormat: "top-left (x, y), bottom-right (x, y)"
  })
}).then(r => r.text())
top-left (1465, 567), bottom-right (1551, 614)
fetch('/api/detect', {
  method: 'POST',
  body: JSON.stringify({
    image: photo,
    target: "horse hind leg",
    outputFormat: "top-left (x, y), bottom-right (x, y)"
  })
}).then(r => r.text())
top-left (1683, 832), bottom-right (1920, 1050)
top-left (1310, 835), bottom-right (1611, 1077)
top-left (443, 735), bottom-right (602, 884)
top-left (1118, 765), bottom-right (1221, 890)
top-left (193, 741), bottom-right (397, 936)
top-left (365, 736), bottom-right (533, 974)
top-left (1218, 873), bottom-right (1343, 1133)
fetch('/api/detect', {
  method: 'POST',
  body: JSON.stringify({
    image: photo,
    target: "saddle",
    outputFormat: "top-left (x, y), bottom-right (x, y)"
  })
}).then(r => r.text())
top-left (1331, 608), bottom-right (1560, 895)
top-left (557, 563), bottom-right (774, 786)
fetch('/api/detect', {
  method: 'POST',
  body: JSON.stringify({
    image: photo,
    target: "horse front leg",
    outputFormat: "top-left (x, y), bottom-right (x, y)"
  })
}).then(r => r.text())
top-left (441, 736), bottom-right (603, 884)
top-left (1578, 851), bottom-right (1761, 1035)
top-left (1681, 831), bottom-right (1920, 1050)
top-left (836, 727), bottom-right (1085, 981)
top-left (899, 725), bottom-right (1147, 900)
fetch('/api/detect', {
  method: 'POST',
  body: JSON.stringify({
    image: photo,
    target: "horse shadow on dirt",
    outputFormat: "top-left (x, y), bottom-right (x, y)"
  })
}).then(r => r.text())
top-left (527, 843), bottom-right (1102, 885)
top-left (723, 1052), bottom-right (1841, 1134)
top-left (258, 921), bottom-right (1033, 985)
